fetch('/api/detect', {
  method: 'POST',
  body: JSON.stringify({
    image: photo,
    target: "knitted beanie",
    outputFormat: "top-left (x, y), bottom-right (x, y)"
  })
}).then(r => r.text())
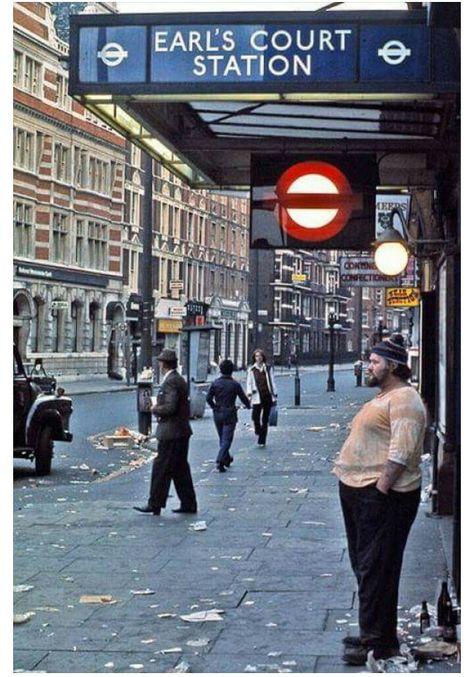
top-left (371, 336), bottom-right (408, 366)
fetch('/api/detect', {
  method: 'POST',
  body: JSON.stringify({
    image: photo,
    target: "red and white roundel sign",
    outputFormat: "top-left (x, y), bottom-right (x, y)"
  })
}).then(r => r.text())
top-left (275, 161), bottom-right (361, 242)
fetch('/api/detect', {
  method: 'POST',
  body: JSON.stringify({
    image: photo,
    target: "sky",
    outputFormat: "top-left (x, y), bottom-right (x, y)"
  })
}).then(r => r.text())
top-left (115, 1), bottom-right (410, 12)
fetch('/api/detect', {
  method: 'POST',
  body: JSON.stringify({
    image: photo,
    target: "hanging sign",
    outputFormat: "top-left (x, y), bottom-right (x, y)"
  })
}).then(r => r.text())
top-left (386, 287), bottom-right (421, 307)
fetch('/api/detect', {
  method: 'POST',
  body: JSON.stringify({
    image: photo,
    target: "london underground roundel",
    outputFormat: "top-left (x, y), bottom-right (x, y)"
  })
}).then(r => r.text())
top-left (275, 161), bottom-right (362, 242)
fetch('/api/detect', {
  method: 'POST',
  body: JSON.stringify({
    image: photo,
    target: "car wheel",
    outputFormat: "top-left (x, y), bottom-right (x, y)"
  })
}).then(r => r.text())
top-left (35, 425), bottom-right (53, 476)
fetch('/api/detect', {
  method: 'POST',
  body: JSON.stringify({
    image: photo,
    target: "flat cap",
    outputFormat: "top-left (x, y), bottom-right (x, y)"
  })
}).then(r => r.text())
top-left (157, 349), bottom-right (177, 362)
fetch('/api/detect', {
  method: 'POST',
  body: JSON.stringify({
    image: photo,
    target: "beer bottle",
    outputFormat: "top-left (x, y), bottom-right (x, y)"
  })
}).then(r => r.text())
top-left (437, 581), bottom-right (453, 627)
top-left (443, 606), bottom-right (457, 643)
top-left (420, 600), bottom-right (431, 634)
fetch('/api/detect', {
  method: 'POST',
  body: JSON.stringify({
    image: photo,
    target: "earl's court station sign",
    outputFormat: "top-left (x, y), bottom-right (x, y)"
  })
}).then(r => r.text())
top-left (71, 12), bottom-right (458, 95)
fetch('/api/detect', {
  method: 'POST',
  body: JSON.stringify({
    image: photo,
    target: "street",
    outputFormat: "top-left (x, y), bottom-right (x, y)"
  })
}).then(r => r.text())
top-left (13, 370), bottom-right (458, 673)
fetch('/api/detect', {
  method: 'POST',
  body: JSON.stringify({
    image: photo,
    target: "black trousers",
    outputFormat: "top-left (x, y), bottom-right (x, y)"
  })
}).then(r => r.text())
top-left (213, 409), bottom-right (237, 465)
top-left (149, 437), bottom-right (197, 511)
top-left (339, 481), bottom-right (420, 651)
top-left (252, 397), bottom-right (273, 444)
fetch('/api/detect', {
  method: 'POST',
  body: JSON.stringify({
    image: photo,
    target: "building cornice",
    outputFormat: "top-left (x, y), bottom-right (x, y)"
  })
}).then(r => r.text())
top-left (14, 101), bottom-right (126, 155)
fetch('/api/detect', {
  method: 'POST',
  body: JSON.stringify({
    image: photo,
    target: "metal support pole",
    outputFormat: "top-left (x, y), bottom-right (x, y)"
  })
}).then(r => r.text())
top-left (294, 360), bottom-right (301, 406)
top-left (327, 314), bottom-right (335, 392)
top-left (137, 151), bottom-right (153, 435)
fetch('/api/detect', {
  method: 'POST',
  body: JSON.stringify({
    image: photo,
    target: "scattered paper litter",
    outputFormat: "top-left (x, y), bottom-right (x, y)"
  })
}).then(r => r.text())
top-left (79, 595), bottom-right (115, 604)
top-left (289, 487), bottom-right (308, 494)
top-left (158, 612), bottom-right (176, 619)
top-left (160, 647), bottom-right (182, 654)
top-left (131, 589), bottom-right (155, 596)
top-left (33, 607), bottom-right (59, 613)
top-left (307, 426), bottom-right (326, 432)
top-left (129, 664), bottom-right (144, 670)
top-left (186, 638), bottom-right (210, 647)
top-left (414, 640), bottom-right (457, 659)
top-left (172, 661), bottom-right (191, 673)
top-left (282, 661), bottom-right (297, 666)
top-left (79, 463), bottom-right (90, 471)
top-left (104, 662), bottom-right (114, 668)
top-left (14, 585), bottom-right (34, 593)
top-left (14, 611), bottom-right (35, 624)
top-left (141, 638), bottom-right (156, 644)
top-left (336, 619), bottom-right (348, 624)
top-left (189, 521), bottom-right (207, 531)
top-left (244, 666), bottom-right (257, 673)
top-left (267, 652), bottom-right (282, 657)
top-left (180, 609), bottom-right (224, 622)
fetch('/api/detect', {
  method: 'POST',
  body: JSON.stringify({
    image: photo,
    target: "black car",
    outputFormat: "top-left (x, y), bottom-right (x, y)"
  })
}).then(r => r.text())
top-left (14, 345), bottom-right (73, 476)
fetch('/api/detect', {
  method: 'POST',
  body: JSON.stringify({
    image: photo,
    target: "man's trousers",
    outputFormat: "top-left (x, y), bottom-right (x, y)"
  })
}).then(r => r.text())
top-left (339, 481), bottom-right (420, 651)
top-left (148, 437), bottom-right (197, 511)
top-left (213, 410), bottom-right (237, 465)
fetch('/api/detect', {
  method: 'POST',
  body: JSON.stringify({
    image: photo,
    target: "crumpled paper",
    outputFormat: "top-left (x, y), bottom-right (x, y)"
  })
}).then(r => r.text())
top-left (179, 609), bottom-right (224, 622)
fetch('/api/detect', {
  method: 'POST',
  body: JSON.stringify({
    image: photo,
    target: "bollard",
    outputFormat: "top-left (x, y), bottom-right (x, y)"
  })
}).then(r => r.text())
top-left (137, 373), bottom-right (153, 436)
top-left (294, 370), bottom-right (301, 406)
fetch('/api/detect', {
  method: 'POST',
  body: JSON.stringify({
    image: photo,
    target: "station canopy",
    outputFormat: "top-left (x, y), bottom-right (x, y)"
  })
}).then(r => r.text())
top-left (69, 5), bottom-right (459, 188)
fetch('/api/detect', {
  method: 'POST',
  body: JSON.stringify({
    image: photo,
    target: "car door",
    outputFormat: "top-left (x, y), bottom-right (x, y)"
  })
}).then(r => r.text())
top-left (14, 346), bottom-right (34, 446)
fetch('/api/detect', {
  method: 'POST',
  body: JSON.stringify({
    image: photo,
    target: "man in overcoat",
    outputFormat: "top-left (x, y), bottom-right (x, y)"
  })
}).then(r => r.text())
top-left (134, 349), bottom-right (197, 515)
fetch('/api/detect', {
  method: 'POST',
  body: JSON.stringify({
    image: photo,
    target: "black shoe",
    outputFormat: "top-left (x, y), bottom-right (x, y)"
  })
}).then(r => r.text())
top-left (342, 636), bottom-right (363, 648)
top-left (172, 507), bottom-right (197, 514)
top-left (224, 456), bottom-right (233, 467)
top-left (133, 505), bottom-right (161, 515)
top-left (217, 463), bottom-right (227, 473)
top-left (342, 646), bottom-right (368, 666)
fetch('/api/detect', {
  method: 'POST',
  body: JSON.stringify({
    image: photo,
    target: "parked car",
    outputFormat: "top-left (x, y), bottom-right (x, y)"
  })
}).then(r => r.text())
top-left (14, 345), bottom-right (73, 475)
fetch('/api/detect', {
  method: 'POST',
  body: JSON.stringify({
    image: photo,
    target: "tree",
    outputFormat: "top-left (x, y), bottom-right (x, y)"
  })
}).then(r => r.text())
top-left (50, 2), bottom-right (87, 43)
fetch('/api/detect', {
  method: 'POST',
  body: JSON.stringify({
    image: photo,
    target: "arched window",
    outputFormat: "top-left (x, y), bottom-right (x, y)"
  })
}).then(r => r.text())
top-left (51, 299), bottom-right (65, 353)
top-left (29, 297), bottom-right (45, 353)
top-left (71, 301), bottom-right (83, 353)
top-left (89, 302), bottom-right (101, 352)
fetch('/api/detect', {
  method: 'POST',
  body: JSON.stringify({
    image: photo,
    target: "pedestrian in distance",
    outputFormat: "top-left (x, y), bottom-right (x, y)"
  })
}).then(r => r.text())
top-left (332, 335), bottom-right (427, 665)
top-left (206, 359), bottom-right (251, 473)
top-left (134, 349), bottom-right (197, 516)
top-left (353, 357), bottom-right (364, 387)
top-left (246, 348), bottom-right (277, 447)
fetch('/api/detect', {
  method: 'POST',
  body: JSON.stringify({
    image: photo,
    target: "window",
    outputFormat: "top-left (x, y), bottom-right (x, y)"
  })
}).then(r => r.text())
top-left (130, 191), bottom-right (140, 227)
top-left (89, 157), bottom-right (110, 194)
top-left (75, 221), bottom-right (85, 266)
top-left (14, 128), bottom-right (35, 171)
top-left (52, 213), bottom-right (68, 262)
top-left (54, 143), bottom-right (71, 182)
top-left (87, 221), bottom-right (108, 270)
top-left (57, 74), bottom-right (69, 110)
top-left (14, 202), bottom-right (34, 257)
top-left (130, 144), bottom-right (141, 167)
top-left (130, 250), bottom-right (139, 290)
top-left (13, 50), bottom-right (22, 85)
top-left (74, 147), bottom-right (87, 187)
top-left (71, 301), bottom-right (82, 352)
top-left (210, 222), bottom-right (216, 247)
top-left (220, 226), bottom-right (226, 250)
top-left (24, 56), bottom-right (41, 96)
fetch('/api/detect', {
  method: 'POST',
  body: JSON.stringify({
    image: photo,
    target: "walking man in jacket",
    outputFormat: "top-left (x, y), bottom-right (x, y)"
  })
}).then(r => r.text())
top-left (333, 336), bottom-right (426, 665)
top-left (206, 359), bottom-right (251, 472)
top-left (134, 349), bottom-right (197, 516)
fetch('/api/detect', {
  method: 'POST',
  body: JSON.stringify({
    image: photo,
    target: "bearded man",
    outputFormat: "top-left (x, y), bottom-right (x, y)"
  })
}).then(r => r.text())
top-left (333, 336), bottom-right (426, 665)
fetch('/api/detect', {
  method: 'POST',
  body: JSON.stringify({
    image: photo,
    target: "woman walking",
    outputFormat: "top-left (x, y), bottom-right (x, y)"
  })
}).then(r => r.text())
top-left (246, 349), bottom-right (277, 447)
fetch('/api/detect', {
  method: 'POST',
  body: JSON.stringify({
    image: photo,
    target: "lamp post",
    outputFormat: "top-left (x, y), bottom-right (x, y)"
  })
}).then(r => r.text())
top-left (327, 312), bottom-right (341, 392)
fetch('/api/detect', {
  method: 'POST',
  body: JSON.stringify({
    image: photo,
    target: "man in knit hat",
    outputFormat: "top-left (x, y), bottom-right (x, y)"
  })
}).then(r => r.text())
top-left (333, 336), bottom-right (427, 666)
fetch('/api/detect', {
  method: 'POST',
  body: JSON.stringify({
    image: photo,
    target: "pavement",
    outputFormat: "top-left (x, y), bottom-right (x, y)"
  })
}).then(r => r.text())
top-left (13, 371), bottom-right (460, 674)
top-left (56, 363), bottom-right (354, 396)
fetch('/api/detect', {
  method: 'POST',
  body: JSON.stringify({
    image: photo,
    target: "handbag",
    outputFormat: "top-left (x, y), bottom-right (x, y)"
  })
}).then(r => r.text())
top-left (268, 404), bottom-right (278, 427)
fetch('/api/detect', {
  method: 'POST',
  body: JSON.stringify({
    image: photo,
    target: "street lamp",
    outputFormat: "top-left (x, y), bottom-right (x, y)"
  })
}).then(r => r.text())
top-left (327, 312), bottom-right (342, 392)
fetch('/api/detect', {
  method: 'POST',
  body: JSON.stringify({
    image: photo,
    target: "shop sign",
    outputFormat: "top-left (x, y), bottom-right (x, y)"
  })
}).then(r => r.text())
top-left (292, 273), bottom-right (307, 283)
top-left (386, 287), bottom-right (421, 307)
top-left (51, 300), bottom-right (69, 310)
top-left (170, 280), bottom-right (184, 289)
top-left (170, 306), bottom-right (186, 317)
top-left (158, 318), bottom-right (182, 333)
top-left (339, 255), bottom-right (404, 287)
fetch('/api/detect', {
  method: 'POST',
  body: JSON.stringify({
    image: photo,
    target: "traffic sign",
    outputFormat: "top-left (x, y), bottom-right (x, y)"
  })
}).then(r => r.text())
top-left (276, 161), bottom-right (362, 242)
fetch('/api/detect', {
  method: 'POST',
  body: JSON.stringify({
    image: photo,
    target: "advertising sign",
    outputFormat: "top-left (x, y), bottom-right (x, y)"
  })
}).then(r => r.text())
top-left (251, 154), bottom-right (378, 250)
top-left (386, 287), bottom-right (420, 307)
top-left (292, 273), bottom-right (307, 283)
top-left (376, 193), bottom-right (411, 238)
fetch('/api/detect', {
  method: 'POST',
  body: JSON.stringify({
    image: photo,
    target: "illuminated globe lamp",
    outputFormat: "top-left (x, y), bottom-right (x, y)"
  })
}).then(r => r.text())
top-left (374, 226), bottom-right (410, 276)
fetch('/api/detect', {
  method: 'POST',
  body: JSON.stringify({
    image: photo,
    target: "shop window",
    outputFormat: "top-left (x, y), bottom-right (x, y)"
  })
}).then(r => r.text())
top-left (14, 127), bottom-right (35, 171)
